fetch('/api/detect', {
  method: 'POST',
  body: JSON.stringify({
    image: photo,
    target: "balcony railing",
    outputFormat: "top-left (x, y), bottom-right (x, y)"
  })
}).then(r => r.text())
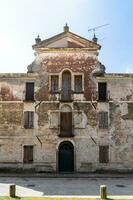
top-left (58, 128), bottom-right (74, 137)
top-left (97, 90), bottom-right (110, 102)
top-left (59, 89), bottom-right (73, 102)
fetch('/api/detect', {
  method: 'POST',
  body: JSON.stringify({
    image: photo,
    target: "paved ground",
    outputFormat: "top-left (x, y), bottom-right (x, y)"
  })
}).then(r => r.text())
top-left (0, 176), bottom-right (133, 197)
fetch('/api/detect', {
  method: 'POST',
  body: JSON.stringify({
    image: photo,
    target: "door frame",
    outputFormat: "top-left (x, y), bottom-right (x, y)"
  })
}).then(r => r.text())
top-left (56, 140), bottom-right (76, 172)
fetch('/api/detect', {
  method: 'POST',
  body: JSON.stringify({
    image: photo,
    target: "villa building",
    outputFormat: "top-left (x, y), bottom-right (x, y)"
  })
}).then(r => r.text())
top-left (0, 24), bottom-right (133, 172)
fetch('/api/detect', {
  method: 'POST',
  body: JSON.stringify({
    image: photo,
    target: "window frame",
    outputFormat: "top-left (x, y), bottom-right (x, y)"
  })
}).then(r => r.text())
top-left (49, 71), bottom-right (84, 95)
top-left (25, 82), bottom-right (35, 101)
top-left (99, 145), bottom-right (109, 163)
top-left (24, 111), bottom-right (34, 129)
top-left (23, 145), bottom-right (34, 163)
top-left (49, 74), bottom-right (59, 94)
top-left (74, 73), bottom-right (84, 93)
top-left (74, 74), bottom-right (83, 93)
top-left (98, 82), bottom-right (107, 101)
top-left (98, 111), bottom-right (108, 129)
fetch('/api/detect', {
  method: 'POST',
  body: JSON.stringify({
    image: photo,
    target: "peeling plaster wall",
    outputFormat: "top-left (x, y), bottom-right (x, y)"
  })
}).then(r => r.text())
top-left (0, 74), bottom-right (38, 101)
top-left (96, 75), bottom-right (133, 171)
top-left (0, 51), bottom-right (132, 172)
top-left (31, 50), bottom-right (100, 101)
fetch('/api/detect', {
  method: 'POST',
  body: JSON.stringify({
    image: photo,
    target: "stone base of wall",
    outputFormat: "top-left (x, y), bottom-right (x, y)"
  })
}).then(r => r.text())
top-left (0, 163), bottom-right (55, 173)
top-left (0, 163), bottom-right (133, 173)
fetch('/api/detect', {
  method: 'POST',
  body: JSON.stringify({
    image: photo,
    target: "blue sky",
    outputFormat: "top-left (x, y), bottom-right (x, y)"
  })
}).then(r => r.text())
top-left (0, 0), bottom-right (133, 73)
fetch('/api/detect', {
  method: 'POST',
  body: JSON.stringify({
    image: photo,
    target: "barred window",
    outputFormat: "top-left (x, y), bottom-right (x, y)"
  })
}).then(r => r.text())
top-left (98, 112), bottom-right (108, 129)
top-left (51, 75), bottom-right (59, 93)
top-left (23, 145), bottom-right (33, 163)
top-left (99, 145), bottom-right (109, 163)
top-left (74, 75), bottom-right (82, 93)
top-left (24, 111), bottom-right (34, 129)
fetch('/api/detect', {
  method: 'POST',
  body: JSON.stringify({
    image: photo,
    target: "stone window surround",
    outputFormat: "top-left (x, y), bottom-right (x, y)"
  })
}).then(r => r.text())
top-left (49, 110), bottom-right (86, 130)
top-left (49, 68), bottom-right (84, 93)
top-left (23, 110), bottom-right (36, 129)
top-left (96, 81), bottom-right (110, 101)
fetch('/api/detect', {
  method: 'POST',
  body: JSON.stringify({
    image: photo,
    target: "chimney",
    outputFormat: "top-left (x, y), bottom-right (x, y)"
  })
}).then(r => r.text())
top-left (35, 35), bottom-right (41, 44)
top-left (64, 23), bottom-right (69, 32)
top-left (92, 33), bottom-right (98, 43)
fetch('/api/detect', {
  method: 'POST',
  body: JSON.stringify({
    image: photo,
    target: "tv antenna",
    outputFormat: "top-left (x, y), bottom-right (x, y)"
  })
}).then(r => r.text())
top-left (88, 23), bottom-right (109, 43)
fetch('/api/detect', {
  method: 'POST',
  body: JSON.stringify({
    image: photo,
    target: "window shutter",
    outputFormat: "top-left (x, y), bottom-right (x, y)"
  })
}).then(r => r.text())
top-left (74, 75), bottom-right (82, 93)
top-left (29, 112), bottom-right (34, 128)
top-left (23, 146), bottom-right (33, 163)
top-left (24, 111), bottom-right (34, 129)
top-left (24, 112), bottom-right (29, 128)
top-left (99, 145), bottom-right (109, 163)
top-left (28, 146), bottom-right (33, 162)
top-left (99, 112), bottom-right (108, 129)
top-left (51, 76), bottom-right (59, 93)
top-left (104, 112), bottom-right (108, 128)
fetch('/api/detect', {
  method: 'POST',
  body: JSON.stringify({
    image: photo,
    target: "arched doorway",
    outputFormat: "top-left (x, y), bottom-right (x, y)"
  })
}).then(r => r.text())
top-left (62, 71), bottom-right (71, 101)
top-left (58, 141), bottom-right (74, 172)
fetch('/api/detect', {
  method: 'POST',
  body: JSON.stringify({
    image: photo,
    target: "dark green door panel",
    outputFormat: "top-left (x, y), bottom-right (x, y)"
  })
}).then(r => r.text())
top-left (58, 142), bottom-right (74, 172)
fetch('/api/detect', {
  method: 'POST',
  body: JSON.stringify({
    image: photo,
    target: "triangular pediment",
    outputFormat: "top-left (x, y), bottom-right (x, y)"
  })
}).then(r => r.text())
top-left (33, 31), bottom-right (101, 50)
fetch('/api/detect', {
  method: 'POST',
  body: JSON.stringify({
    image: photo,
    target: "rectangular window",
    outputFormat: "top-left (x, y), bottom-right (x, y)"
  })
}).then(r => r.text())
top-left (25, 82), bottom-right (34, 101)
top-left (98, 82), bottom-right (107, 101)
top-left (60, 112), bottom-right (72, 137)
top-left (23, 145), bottom-right (33, 163)
top-left (24, 111), bottom-right (34, 129)
top-left (99, 145), bottom-right (109, 163)
top-left (74, 75), bottom-right (82, 93)
top-left (51, 75), bottom-right (59, 93)
top-left (98, 112), bottom-right (108, 129)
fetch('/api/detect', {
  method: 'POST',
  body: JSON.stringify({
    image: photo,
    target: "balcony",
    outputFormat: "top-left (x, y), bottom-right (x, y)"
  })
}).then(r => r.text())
top-left (97, 90), bottom-right (110, 102)
top-left (58, 128), bottom-right (74, 137)
top-left (59, 89), bottom-right (73, 102)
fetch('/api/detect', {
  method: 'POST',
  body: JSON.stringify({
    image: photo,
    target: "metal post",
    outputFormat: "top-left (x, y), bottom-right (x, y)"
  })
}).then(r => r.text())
top-left (100, 185), bottom-right (107, 199)
top-left (9, 185), bottom-right (16, 197)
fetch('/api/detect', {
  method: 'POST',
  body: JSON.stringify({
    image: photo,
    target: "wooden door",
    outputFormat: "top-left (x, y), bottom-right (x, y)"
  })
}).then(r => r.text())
top-left (60, 112), bottom-right (72, 136)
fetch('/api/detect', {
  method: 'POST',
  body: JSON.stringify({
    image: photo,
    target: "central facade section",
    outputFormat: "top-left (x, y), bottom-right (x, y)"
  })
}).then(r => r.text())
top-left (27, 25), bottom-right (105, 173)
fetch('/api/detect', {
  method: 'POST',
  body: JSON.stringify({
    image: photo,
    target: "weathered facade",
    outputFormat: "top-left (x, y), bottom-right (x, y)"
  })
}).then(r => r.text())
top-left (0, 24), bottom-right (133, 172)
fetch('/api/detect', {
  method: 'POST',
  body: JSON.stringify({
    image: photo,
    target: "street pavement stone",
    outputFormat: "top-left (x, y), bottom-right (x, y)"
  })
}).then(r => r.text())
top-left (0, 176), bottom-right (133, 197)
